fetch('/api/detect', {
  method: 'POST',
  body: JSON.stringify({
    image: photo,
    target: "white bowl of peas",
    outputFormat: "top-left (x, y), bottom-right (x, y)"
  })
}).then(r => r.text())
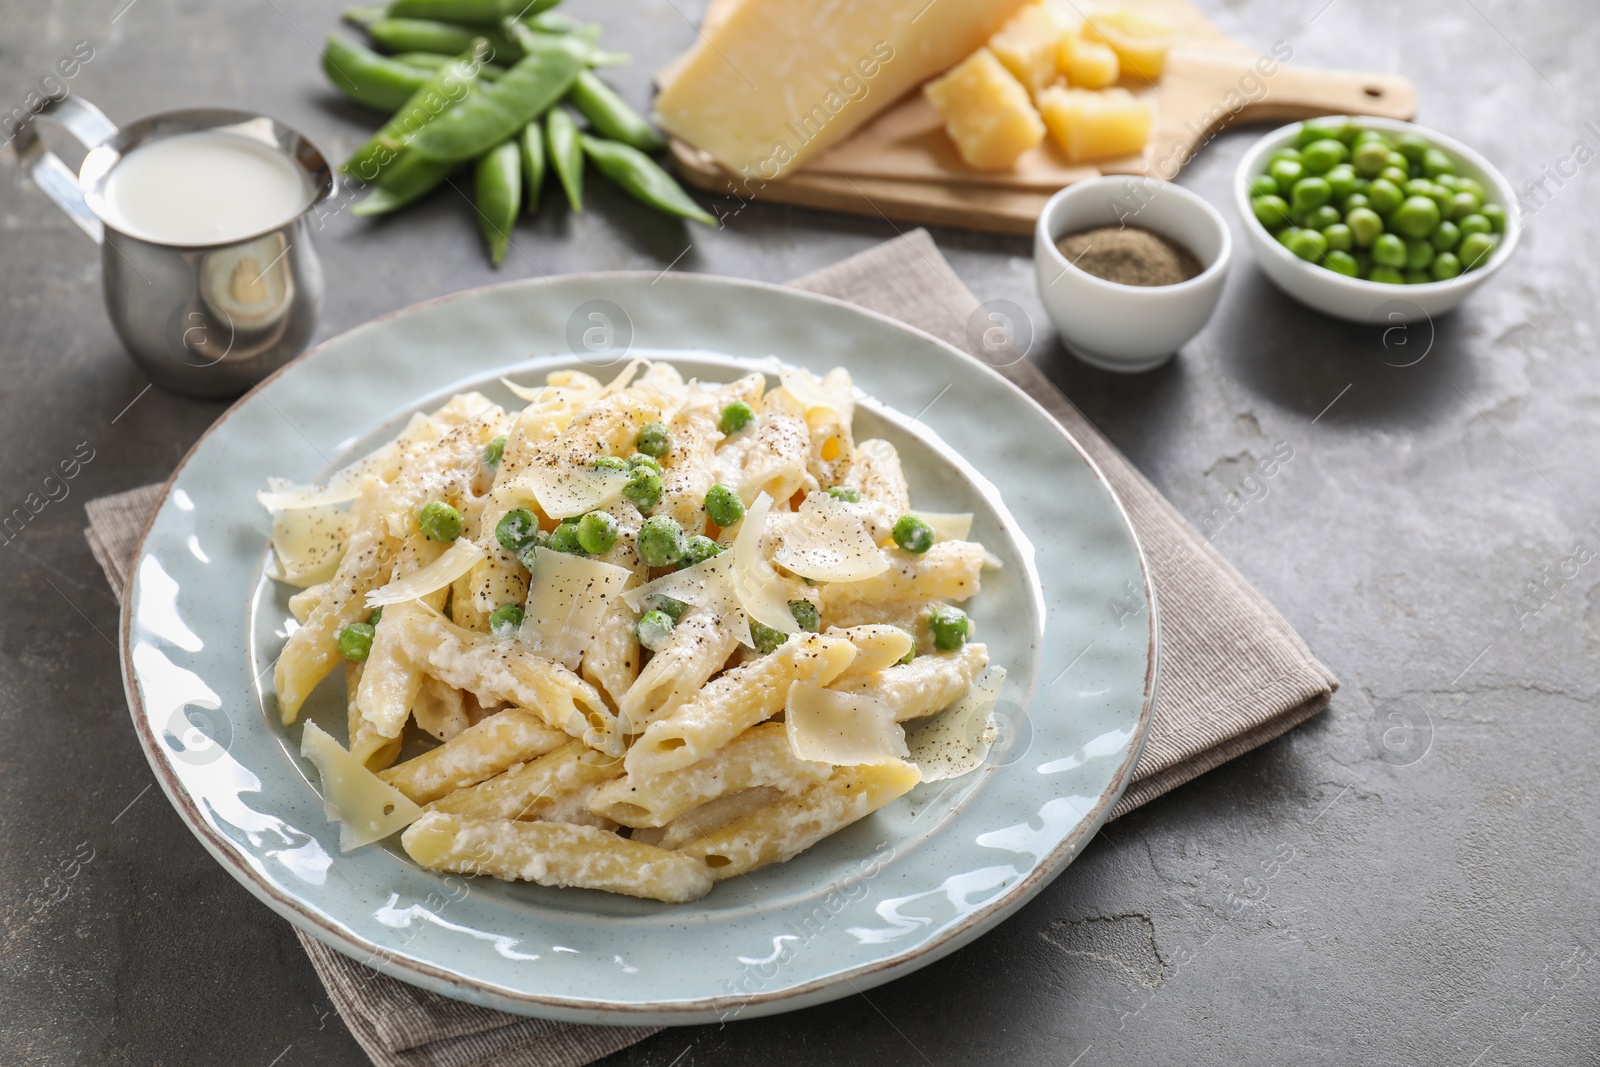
top-left (1234, 116), bottom-right (1518, 324)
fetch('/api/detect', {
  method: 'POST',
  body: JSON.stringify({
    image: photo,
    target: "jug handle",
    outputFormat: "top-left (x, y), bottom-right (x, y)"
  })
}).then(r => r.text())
top-left (12, 96), bottom-right (118, 245)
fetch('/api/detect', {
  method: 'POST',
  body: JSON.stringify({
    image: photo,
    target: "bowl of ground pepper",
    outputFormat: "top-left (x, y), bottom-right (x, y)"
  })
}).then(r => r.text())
top-left (1035, 177), bottom-right (1231, 372)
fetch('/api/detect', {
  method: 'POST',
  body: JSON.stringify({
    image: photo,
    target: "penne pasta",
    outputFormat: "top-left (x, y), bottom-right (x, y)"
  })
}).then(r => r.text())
top-left (617, 610), bottom-right (740, 733)
top-left (821, 540), bottom-right (987, 613)
top-left (834, 643), bottom-right (990, 722)
top-left (380, 707), bottom-right (568, 804)
top-left (630, 786), bottom-right (786, 850)
top-left (345, 661), bottom-right (401, 771)
top-left (428, 739), bottom-right (623, 821)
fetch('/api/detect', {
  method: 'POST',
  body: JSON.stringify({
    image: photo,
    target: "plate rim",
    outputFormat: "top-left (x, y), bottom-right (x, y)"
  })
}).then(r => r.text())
top-left (118, 270), bottom-right (1160, 1020)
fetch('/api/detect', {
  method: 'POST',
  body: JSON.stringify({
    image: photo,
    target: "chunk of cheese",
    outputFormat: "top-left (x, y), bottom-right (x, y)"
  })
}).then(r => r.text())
top-left (988, 1), bottom-right (1080, 97)
top-left (925, 48), bottom-right (1046, 171)
top-left (1037, 85), bottom-right (1151, 162)
top-left (300, 720), bottom-right (424, 852)
top-left (1083, 10), bottom-right (1173, 81)
top-left (1063, 38), bottom-right (1120, 89)
top-left (654, 0), bottom-right (1031, 181)
top-left (520, 547), bottom-right (633, 670)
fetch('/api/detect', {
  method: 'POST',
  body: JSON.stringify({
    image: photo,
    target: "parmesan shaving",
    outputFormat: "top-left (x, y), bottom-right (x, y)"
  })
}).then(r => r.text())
top-left (519, 547), bottom-right (633, 670)
top-left (904, 666), bottom-right (1006, 782)
top-left (366, 538), bottom-right (484, 608)
top-left (732, 492), bottom-right (800, 636)
top-left (910, 510), bottom-right (974, 543)
top-left (500, 377), bottom-right (552, 403)
top-left (300, 720), bottom-right (423, 852)
top-left (526, 464), bottom-right (629, 520)
top-left (774, 493), bottom-right (889, 583)
top-left (786, 682), bottom-right (909, 765)
top-left (778, 363), bottom-right (840, 411)
top-left (267, 503), bottom-right (353, 587)
top-left (257, 472), bottom-right (364, 511)
top-left (598, 358), bottom-right (645, 397)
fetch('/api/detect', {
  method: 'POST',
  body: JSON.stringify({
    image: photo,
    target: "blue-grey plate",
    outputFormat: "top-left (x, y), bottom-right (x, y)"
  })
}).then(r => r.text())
top-left (120, 273), bottom-right (1158, 1025)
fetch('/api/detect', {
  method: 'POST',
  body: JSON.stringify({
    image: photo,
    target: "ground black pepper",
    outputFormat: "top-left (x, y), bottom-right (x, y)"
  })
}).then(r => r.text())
top-left (1056, 226), bottom-right (1203, 286)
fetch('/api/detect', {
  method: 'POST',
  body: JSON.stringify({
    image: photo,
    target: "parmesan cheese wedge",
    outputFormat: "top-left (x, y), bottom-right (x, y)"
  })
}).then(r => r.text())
top-left (300, 720), bottom-right (423, 852)
top-left (786, 682), bottom-right (909, 766)
top-left (366, 538), bottom-right (484, 609)
top-left (520, 547), bottom-right (633, 670)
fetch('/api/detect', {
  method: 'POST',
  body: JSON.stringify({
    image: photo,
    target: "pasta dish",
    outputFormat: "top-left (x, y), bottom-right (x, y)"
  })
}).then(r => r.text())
top-left (262, 359), bottom-right (1004, 903)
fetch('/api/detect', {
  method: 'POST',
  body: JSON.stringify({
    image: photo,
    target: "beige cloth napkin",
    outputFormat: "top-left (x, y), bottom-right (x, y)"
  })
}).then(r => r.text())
top-left (86, 230), bottom-right (1335, 1066)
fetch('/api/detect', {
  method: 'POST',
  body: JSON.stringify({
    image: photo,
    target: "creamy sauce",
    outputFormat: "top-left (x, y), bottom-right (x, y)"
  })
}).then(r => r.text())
top-left (100, 130), bottom-right (311, 245)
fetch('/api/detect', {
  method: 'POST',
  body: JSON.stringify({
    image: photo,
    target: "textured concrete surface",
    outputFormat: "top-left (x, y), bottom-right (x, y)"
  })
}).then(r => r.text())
top-left (2, 1), bottom-right (1597, 1064)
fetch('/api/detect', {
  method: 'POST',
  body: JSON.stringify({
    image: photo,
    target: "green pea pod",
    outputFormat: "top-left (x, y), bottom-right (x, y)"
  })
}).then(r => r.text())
top-left (580, 134), bottom-right (715, 226)
top-left (546, 107), bottom-right (583, 211)
top-left (475, 140), bottom-right (521, 266)
top-left (323, 35), bottom-right (431, 111)
top-left (352, 157), bottom-right (453, 215)
top-left (342, 3), bottom-right (388, 28)
top-left (567, 70), bottom-right (665, 153)
top-left (504, 18), bottom-right (608, 66)
top-left (519, 119), bottom-right (545, 214)
top-left (389, 0), bottom-right (559, 25)
top-left (527, 11), bottom-right (588, 34)
top-left (367, 17), bottom-right (520, 61)
top-left (394, 51), bottom-right (506, 79)
top-left (409, 44), bottom-right (583, 164)
top-left (341, 47), bottom-right (485, 181)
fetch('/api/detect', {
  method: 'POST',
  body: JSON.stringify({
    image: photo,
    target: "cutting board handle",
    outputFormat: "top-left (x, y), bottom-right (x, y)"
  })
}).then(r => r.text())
top-left (1237, 63), bottom-right (1416, 125)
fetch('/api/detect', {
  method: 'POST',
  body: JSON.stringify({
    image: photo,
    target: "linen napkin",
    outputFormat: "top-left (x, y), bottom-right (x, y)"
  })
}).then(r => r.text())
top-left (86, 229), bottom-right (1336, 1066)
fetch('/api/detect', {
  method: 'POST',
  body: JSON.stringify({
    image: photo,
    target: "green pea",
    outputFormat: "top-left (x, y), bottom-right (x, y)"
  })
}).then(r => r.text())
top-left (1480, 203), bottom-right (1507, 233)
top-left (1422, 147), bottom-right (1455, 177)
top-left (704, 483), bottom-right (744, 528)
top-left (1404, 238), bottom-right (1434, 271)
top-left (788, 599), bottom-right (821, 633)
top-left (579, 135), bottom-right (718, 227)
top-left (638, 515), bottom-right (687, 568)
top-left (488, 603), bottom-right (524, 637)
top-left (827, 486), bottom-right (861, 503)
top-left (1269, 158), bottom-right (1303, 195)
top-left (892, 514), bottom-right (936, 554)
top-left (1248, 174), bottom-right (1279, 198)
top-left (1430, 252), bottom-right (1462, 280)
top-left (1345, 207), bottom-right (1383, 248)
top-left (1396, 132), bottom-right (1429, 163)
top-left (1401, 177), bottom-right (1435, 198)
top-left (928, 606), bottom-right (970, 651)
top-left (749, 621), bottom-right (786, 655)
top-left (1458, 213), bottom-right (1492, 237)
top-left (636, 609), bottom-right (675, 651)
top-left (409, 45), bottom-right (584, 165)
top-left (338, 622), bottom-right (376, 661)
top-left (546, 106), bottom-right (584, 211)
top-left (495, 508), bottom-right (543, 569)
top-left (419, 500), bottom-right (463, 541)
top-left (1372, 232), bottom-right (1407, 268)
top-left (679, 535), bottom-right (721, 569)
top-left (1300, 138), bottom-right (1347, 174)
top-left (1403, 269), bottom-right (1432, 284)
top-left (1430, 220), bottom-right (1461, 251)
top-left (1352, 129), bottom-right (1392, 147)
top-left (1353, 139), bottom-right (1391, 177)
top-left (1445, 191), bottom-right (1481, 221)
top-left (718, 400), bottom-right (755, 435)
top-left (1341, 192), bottom-right (1370, 213)
top-left (1368, 265), bottom-right (1405, 285)
top-left (1378, 166), bottom-right (1411, 188)
top-left (474, 138), bottom-right (520, 267)
top-left (1301, 205), bottom-right (1342, 230)
top-left (1323, 249), bottom-right (1359, 277)
top-left (1290, 176), bottom-right (1331, 212)
top-left (1279, 227), bottom-right (1327, 262)
top-left (622, 465), bottom-right (663, 512)
top-left (1367, 178), bottom-right (1402, 214)
top-left (548, 519), bottom-right (585, 555)
top-left (1459, 231), bottom-right (1498, 270)
top-left (635, 420), bottom-right (672, 458)
top-left (1267, 146), bottom-right (1303, 167)
top-left (593, 455), bottom-right (628, 472)
top-left (653, 596), bottom-right (689, 622)
top-left (1297, 118), bottom-right (1353, 147)
top-left (1252, 194), bottom-right (1292, 231)
top-left (1324, 164), bottom-right (1358, 199)
top-left (519, 118), bottom-right (545, 215)
top-left (1458, 177), bottom-right (1488, 201)
top-left (1323, 223), bottom-right (1352, 252)
top-left (567, 69), bottom-right (666, 152)
top-left (627, 452), bottom-right (662, 474)
top-left (323, 35), bottom-right (431, 112)
top-left (482, 435), bottom-right (507, 467)
top-left (575, 510), bottom-right (618, 554)
top-left (1392, 196), bottom-right (1440, 239)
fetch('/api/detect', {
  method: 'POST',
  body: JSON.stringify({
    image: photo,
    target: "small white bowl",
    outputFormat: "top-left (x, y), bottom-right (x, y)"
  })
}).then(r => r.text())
top-left (1035, 177), bottom-right (1231, 373)
top-left (1235, 116), bottom-right (1519, 324)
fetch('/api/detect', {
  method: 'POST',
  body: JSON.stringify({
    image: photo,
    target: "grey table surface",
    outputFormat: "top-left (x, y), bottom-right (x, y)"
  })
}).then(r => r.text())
top-left (3, 0), bottom-right (1597, 1064)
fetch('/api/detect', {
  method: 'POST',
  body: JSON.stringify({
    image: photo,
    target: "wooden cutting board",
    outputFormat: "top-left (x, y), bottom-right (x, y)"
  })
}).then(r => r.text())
top-left (664, 0), bottom-right (1416, 234)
